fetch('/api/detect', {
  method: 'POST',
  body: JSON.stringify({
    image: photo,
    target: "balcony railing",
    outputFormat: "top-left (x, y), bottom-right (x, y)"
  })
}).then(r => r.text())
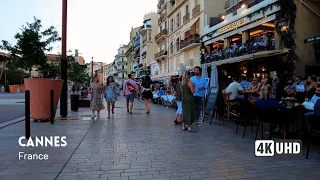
top-left (134, 53), bottom-right (140, 59)
top-left (225, 0), bottom-right (238, 10)
top-left (180, 34), bottom-right (200, 50)
top-left (183, 13), bottom-right (190, 23)
top-left (155, 50), bottom-right (168, 59)
top-left (192, 4), bottom-right (200, 17)
top-left (117, 68), bottom-right (127, 73)
top-left (155, 29), bottom-right (168, 41)
top-left (117, 61), bottom-right (127, 65)
top-left (158, 12), bottom-right (167, 24)
top-left (157, 0), bottom-right (166, 13)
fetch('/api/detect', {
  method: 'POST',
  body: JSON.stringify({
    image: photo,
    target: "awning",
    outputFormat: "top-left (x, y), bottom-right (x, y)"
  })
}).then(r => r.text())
top-left (180, 17), bottom-right (200, 34)
top-left (205, 49), bottom-right (289, 66)
top-left (204, 14), bottom-right (276, 46)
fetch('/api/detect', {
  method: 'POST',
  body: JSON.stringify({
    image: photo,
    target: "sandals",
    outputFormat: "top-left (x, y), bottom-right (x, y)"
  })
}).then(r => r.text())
top-left (188, 128), bottom-right (195, 132)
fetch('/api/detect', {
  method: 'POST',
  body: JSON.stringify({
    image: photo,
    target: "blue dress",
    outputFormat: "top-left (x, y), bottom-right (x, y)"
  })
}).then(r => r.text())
top-left (105, 83), bottom-right (116, 102)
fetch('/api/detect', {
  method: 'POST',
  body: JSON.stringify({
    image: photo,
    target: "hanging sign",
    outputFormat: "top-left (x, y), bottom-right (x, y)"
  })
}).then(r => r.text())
top-left (219, 18), bottom-right (246, 34)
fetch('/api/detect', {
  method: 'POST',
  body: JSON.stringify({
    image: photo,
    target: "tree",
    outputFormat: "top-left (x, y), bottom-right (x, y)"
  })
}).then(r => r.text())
top-left (0, 17), bottom-right (61, 77)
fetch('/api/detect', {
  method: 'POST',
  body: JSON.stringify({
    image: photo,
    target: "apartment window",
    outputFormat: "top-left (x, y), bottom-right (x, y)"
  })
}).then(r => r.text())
top-left (185, 53), bottom-right (190, 65)
top-left (148, 31), bottom-right (152, 41)
top-left (176, 13), bottom-right (180, 28)
top-left (186, 5), bottom-right (189, 14)
top-left (176, 38), bottom-right (180, 52)
top-left (170, 19), bottom-right (174, 32)
top-left (195, 21), bottom-right (199, 34)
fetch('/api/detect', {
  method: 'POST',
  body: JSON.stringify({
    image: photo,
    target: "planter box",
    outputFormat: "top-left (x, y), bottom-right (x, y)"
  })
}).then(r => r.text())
top-left (24, 78), bottom-right (63, 120)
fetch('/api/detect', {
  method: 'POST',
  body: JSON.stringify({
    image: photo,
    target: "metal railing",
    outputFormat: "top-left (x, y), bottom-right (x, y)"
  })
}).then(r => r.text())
top-left (180, 34), bottom-right (200, 49)
top-left (155, 49), bottom-right (168, 59)
top-left (192, 4), bottom-right (200, 17)
top-left (155, 29), bottom-right (168, 41)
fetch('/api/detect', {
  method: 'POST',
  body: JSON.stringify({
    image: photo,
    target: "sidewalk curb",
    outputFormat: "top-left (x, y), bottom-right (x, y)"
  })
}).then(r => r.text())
top-left (0, 101), bottom-right (70, 129)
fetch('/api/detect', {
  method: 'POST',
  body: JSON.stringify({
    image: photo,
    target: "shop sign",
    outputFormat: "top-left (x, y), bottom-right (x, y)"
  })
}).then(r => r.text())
top-left (219, 18), bottom-right (246, 34)
top-left (304, 36), bottom-right (320, 44)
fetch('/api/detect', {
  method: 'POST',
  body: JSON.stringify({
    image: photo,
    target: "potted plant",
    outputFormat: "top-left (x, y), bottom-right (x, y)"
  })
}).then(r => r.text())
top-left (1, 17), bottom-right (62, 120)
top-left (67, 55), bottom-right (88, 111)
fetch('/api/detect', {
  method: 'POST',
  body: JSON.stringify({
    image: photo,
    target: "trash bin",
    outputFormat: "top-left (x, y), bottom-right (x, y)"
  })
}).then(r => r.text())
top-left (70, 94), bottom-right (79, 111)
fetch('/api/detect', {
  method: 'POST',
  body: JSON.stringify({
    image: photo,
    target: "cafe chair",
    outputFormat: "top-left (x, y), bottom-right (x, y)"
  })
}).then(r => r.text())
top-left (222, 92), bottom-right (240, 124)
top-left (210, 89), bottom-right (224, 125)
top-left (255, 108), bottom-right (280, 140)
top-left (306, 100), bottom-right (320, 159)
top-left (236, 102), bottom-right (257, 138)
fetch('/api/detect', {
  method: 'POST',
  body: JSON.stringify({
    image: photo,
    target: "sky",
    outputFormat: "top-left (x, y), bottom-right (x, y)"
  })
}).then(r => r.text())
top-left (0, 0), bottom-right (157, 64)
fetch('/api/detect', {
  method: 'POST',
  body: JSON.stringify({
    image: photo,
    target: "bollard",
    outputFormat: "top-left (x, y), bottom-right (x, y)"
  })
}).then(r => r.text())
top-left (25, 90), bottom-right (30, 139)
top-left (50, 90), bottom-right (54, 124)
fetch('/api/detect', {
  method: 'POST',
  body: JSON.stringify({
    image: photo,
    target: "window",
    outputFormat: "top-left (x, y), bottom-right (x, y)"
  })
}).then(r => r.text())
top-left (195, 21), bottom-right (199, 34)
top-left (186, 5), bottom-right (189, 14)
top-left (170, 19), bottom-right (174, 32)
top-left (176, 13), bottom-right (180, 28)
top-left (148, 31), bottom-right (152, 41)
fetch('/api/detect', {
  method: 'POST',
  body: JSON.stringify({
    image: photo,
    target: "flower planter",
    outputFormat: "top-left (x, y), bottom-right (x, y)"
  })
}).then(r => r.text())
top-left (24, 78), bottom-right (63, 120)
top-left (9, 85), bottom-right (18, 94)
top-left (20, 85), bottom-right (26, 93)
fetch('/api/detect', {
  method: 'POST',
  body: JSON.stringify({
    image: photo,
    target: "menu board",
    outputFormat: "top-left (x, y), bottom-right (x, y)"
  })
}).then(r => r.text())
top-left (204, 87), bottom-right (219, 119)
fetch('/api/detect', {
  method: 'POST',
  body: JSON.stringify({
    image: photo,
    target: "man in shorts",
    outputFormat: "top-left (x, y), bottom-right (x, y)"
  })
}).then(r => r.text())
top-left (123, 74), bottom-right (139, 114)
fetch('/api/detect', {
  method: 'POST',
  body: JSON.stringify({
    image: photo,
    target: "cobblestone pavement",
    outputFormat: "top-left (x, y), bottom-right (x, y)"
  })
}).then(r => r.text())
top-left (0, 96), bottom-right (319, 180)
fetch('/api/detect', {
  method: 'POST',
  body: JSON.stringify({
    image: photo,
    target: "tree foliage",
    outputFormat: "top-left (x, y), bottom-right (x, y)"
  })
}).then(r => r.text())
top-left (67, 55), bottom-right (88, 86)
top-left (0, 17), bottom-right (61, 77)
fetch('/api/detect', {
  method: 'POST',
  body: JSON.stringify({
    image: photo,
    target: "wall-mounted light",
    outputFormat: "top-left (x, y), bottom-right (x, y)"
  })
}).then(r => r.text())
top-left (221, 15), bottom-right (226, 20)
top-left (241, 4), bottom-right (246, 8)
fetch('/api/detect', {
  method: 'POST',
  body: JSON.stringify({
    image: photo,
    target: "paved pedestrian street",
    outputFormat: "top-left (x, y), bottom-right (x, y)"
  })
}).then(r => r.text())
top-left (0, 97), bottom-right (319, 180)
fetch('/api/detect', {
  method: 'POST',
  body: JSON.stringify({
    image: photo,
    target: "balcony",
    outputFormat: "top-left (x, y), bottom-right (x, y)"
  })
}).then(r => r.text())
top-left (183, 13), bottom-right (190, 24)
top-left (155, 29), bottom-right (168, 42)
top-left (134, 52), bottom-right (140, 60)
top-left (141, 51), bottom-right (147, 59)
top-left (158, 12), bottom-right (167, 24)
top-left (117, 60), bottom-right (127, 66)
top-left (192, 4), bottom-right (200, 17)
top-left (168, 0), bottom-right (184, 16)
top-left (155, 50), bottom-right (168, 60)
top-left (225, 0), bottom-right (239, 10)
top-left (117, 68), bottom-right (127, 73)
top-left (180, 34), bottom-right (200, 51)
top-left (157, 0), bottom-right (166, 14)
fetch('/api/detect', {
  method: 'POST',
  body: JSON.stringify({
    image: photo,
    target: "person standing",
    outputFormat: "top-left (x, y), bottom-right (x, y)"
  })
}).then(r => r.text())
top-left (105, 76), bottom-right (118, 118)
top-left (173, 76), bottom-right (183, 124)
top-left (89, 75), bottom-right (105, 119)
top-left (181, 71), bottom-right (195, 132)
top-left (123, 74), bottom-right (139, 114)
top-left (190, 66), bottom-right (208, 127)
top-left (141, 75), bottom-right (153, 114)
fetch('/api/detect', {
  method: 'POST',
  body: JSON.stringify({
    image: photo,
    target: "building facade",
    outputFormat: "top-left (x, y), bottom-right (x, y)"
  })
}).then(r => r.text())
top-left (114, 45), bottom-right (128, 84)
top-left (201, 0), bottom-right (320, 79)
top-left (154, 0), bottom-right (225, 82)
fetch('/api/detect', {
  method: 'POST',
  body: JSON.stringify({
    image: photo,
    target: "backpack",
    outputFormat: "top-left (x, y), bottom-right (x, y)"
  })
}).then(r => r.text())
top-left (126, 80), bottom-right (135, 93)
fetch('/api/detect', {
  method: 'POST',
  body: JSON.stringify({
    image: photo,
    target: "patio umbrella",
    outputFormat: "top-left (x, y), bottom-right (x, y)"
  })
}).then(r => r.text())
top-left (210, 64), bottom-right (218, 87)
top-left (202, 64), bottom-right (208, 78)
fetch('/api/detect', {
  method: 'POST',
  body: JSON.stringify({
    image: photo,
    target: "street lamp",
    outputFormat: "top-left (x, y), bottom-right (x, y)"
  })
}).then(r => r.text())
top-left (91, 57), bottom-right (94, 82)
top-left (60, 0), bottom-right (68, 117)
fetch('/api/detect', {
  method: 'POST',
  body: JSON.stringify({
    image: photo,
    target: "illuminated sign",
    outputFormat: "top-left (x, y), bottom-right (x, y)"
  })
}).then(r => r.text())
top-left (219, 19), bottom-right (246, 34)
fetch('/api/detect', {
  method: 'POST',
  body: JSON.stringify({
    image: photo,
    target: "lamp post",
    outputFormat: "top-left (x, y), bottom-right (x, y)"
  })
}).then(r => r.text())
top-left (60, 0), bottom-right (68, 117)
top-left (91, 57), bottom-right (94, 82)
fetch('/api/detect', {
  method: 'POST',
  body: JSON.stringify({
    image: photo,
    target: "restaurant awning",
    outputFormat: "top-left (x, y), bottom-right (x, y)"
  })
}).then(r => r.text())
top-left (180, 17), bottom-right (200, 34)
top-left (205, 49), bottom-right (289, 66)
top-left (204, 14), bottom-right (276, 46)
